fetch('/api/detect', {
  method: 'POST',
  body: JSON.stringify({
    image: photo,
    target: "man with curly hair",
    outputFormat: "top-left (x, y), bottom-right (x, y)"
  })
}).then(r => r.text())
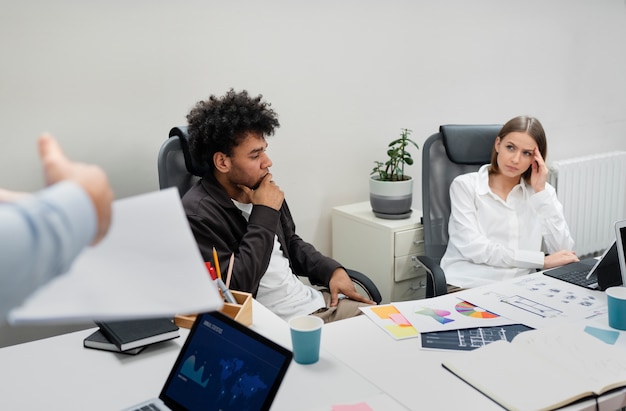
top-left (182, 89), bottom-right (375, 323)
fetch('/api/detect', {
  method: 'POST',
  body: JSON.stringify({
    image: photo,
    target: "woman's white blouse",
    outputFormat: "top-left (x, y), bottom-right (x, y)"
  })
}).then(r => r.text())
top-left (440, 165), bottom-right (575, 288)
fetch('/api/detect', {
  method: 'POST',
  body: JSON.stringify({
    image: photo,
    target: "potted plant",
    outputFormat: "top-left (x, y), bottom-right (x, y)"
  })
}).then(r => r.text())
top-left (370, 128), bottom-right (420, 219)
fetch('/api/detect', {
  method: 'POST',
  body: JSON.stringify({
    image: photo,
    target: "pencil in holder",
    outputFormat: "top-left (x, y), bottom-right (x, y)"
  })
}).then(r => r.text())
top-left (174, 290), bottom-right (253, 329)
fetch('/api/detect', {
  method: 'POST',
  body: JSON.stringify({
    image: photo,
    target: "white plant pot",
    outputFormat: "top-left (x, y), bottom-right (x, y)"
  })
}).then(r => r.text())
top-left (369, 175), bottom-right (413, 219)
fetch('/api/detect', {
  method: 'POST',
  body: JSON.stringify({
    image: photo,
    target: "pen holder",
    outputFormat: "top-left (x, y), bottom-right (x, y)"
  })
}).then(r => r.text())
top-left (174, 290), bottom-right (253, 329)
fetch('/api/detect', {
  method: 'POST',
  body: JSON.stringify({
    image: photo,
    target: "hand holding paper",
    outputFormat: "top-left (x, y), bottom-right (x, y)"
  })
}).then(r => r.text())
top-left (9, 188), bottom-right (223, 324)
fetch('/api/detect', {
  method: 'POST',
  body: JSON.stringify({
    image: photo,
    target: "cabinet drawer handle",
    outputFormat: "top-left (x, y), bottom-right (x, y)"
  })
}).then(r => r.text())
top-left (408, 279), bottom-right (427, 291)
top-left (412, 240), bottom-right (424, 245)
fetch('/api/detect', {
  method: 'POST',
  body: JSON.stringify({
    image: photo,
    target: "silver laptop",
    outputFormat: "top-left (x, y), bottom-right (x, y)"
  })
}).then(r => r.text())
top-left (122, 311), bottom-right (292, 411)
top-left (542, 240), bottom-right (621, 290)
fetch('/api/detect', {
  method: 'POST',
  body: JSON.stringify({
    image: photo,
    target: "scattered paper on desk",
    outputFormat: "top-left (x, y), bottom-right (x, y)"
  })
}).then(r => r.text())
top-left (420, 323), bottom-right (534, 351)
top-left (359, 305), bottom-right (418, 340)
top-left (8, 188), bottom-right (223, 324)
top-left (393, 294), bottom-right (514, 333)
top-left (458, 273), bottom-right (608, 329)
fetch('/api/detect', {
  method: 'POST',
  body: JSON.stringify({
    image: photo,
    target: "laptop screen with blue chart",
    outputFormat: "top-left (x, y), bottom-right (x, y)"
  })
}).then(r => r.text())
top-left (123, 310), bottom-right (292, 411)
top-left (162, 311), bottom-right (291, 411)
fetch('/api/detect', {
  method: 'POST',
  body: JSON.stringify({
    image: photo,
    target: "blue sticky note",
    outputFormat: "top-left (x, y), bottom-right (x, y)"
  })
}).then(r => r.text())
top-left (584, 325), bottom-right (620, 345)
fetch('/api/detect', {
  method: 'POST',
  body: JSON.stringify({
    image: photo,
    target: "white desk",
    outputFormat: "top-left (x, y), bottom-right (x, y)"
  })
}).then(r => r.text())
top-left (2, 279), bottom-right (626, 410)
top-left (323, 316), bottom-right (626, 411)
top-left (0, 300), bottom-right (406, 411)
top-left (322, 274), bottom-right (626, 411)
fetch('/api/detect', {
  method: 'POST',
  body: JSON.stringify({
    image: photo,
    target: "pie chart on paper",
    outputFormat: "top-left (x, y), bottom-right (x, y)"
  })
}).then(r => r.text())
top-left (455, 301), bottom-right (499, 318)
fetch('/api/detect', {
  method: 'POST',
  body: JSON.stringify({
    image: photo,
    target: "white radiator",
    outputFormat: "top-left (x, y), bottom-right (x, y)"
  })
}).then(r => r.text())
top-left (548, 151), bottom-right (626, 257)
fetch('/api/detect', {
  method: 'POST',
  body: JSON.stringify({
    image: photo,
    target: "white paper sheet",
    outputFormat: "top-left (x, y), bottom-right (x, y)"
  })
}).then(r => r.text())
top-left (393, 293), bottom-right (515, 333)
top-left (458, 273), bottom-right (608, 330)
top-left (8, 188), bottom-right (223, 324)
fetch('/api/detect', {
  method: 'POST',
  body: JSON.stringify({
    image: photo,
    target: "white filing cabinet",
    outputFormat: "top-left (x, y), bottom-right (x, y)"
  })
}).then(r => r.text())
top-left (331, 201), bottom-right (427, 303)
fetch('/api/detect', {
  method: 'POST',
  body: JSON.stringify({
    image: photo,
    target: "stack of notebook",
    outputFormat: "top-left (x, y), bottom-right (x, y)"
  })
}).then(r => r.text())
top-left (83, 317), bottom-right (180, 355)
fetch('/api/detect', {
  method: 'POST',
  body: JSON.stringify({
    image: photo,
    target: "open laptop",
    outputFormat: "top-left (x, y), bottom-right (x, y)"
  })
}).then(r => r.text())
top-left (542, 240), bottom-right (621, 290)
top-left (615, 219), bottom-right (626, 286)
top-left (123, 311), bottom-right (292, 411)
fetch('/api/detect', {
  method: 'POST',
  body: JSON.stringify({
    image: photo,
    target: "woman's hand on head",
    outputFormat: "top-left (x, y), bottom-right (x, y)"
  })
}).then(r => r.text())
top-left (530, 147), bottom-right (548, 192)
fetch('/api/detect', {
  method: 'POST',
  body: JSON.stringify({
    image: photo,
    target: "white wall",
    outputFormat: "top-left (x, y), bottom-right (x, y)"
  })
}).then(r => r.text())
top-left (1, 0), bottom-right (625, 257)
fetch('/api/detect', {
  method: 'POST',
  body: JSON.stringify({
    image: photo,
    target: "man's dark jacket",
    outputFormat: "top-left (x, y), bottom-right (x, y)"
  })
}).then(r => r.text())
top-left (182, 174), bottom-right (342, 296)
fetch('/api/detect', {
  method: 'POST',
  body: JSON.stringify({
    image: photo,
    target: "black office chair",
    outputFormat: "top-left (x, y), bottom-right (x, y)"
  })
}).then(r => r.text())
top-left (414, 124), bottom-right (501, 298)
top-left (157, 126), bottom-right (210, 197)
top-left (158, 126), bottom-right (383, 304)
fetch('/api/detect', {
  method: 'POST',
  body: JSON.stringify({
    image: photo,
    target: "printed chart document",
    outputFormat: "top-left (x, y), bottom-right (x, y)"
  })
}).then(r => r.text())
top-left (442, 325), bottom-right (626, 411)
top-left (9, 188), bottom-right (223, 324)
top-left (420, 323), bottom-right (533, 351)
top-left (393, 294), bottom-right (515, 333)
top-left (458, 273), bottom-right (607, 329)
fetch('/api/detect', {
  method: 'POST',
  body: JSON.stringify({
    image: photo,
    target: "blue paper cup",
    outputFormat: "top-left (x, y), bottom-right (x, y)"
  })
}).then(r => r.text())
top-left (606, 286), bottom-right (626, 330)
top-left (288, 315), bottom-right (323, 364)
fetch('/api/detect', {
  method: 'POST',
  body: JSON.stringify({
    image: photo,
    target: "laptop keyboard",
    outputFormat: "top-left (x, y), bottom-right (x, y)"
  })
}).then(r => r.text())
top-left (133, 404), bottom-right (163, 411)
top-left (544, 268), bottom-right (597, 288)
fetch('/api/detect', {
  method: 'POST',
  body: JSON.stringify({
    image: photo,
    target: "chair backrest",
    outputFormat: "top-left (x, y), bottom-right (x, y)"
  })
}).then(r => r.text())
top-left (157, 126), bottom-right (211, 197)
top-left (421, 124), bottom-right (501, 260)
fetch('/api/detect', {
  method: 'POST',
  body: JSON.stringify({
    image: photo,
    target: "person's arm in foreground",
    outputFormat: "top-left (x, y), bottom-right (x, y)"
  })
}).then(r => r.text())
top-left (0, 133), bottom-right (113, 319)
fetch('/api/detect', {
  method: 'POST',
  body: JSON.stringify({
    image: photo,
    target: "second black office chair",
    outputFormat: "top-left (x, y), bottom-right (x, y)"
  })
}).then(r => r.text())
top-left (157, 126), bottom-right (383, 304)
top-left (415, 124), bottom-right (501, 298)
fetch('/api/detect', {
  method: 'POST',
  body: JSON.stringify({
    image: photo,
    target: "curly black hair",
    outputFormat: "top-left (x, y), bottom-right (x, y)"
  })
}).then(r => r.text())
top-left (186, 89), bottom-right (280, 171)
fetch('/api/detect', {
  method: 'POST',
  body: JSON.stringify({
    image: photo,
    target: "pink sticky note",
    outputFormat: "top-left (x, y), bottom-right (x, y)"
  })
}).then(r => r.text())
top-left (332, 402), bottom-right (374, 411)
top-left (389, 312), bottom-right (411, 326)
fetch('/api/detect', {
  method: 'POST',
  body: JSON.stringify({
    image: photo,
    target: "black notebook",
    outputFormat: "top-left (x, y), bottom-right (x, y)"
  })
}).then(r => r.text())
top-left (83, 329), bottom-right (146, 355)
top-left (95, 317), bottom-right (180, 351)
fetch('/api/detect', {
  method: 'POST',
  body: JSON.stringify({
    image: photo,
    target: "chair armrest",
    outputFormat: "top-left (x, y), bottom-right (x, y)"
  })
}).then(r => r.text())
top-left (299, 269), bottom-right (382, 305)
top-left (412, 256), bottom-right (448, 298)
top-left (345, 269), bottom-right (382, 305)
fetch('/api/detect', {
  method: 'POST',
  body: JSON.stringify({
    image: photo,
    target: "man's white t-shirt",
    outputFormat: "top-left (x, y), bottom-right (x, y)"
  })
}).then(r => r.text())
top-left (233, 200), bottom-right (325, 321)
